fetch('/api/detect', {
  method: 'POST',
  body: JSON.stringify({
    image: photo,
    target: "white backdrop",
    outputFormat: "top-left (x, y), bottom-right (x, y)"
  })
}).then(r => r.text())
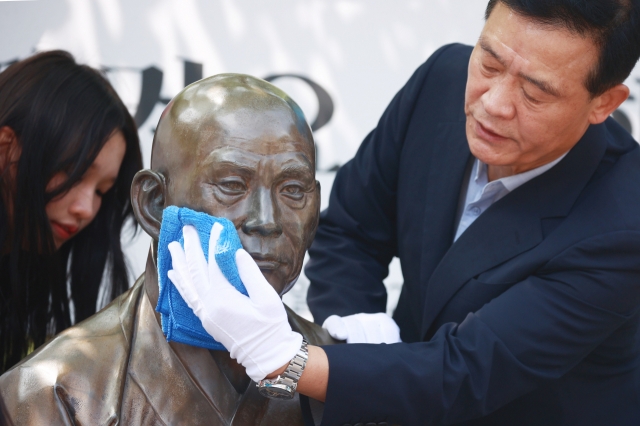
top-left (2, 0), bottom-right (640, 320)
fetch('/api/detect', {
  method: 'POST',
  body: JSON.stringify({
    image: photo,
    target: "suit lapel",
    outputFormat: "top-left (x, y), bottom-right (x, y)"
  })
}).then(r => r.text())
top-left (417, 122), bottom-right (473, 306)
top-left (420, 123), bottom-right (608, 338)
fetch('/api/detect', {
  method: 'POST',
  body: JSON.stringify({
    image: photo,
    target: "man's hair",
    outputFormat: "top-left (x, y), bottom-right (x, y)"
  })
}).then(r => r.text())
top-left (485, 0), bottom-right (640, 96)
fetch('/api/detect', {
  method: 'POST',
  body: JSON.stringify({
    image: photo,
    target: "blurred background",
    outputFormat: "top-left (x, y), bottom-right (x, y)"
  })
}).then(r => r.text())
top-left (2, 0), bottom-right (639, 320)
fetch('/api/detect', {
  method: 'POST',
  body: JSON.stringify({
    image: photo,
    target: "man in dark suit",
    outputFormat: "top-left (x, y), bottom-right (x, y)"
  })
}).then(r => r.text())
top-left (165, 1), bottom-right (640, 425)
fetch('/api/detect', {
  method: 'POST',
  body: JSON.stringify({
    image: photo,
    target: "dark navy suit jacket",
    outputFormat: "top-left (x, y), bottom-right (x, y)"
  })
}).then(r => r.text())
top-left (306, 44), bottom-right (640, 425)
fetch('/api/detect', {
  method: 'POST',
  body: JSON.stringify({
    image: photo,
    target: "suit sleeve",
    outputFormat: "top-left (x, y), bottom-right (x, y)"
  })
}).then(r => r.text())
top-left (320, 231), bottom-right (640, 425)
top-left (305, 44), bottom-right (460, 324)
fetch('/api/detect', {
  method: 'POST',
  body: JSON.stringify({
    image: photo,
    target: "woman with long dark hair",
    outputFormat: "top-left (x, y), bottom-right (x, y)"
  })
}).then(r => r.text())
top-left (0, 50), bottom-right (143, 373)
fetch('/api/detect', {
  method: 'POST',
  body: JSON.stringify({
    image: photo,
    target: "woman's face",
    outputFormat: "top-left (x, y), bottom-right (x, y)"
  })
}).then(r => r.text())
top-left (45, 131), bottom-right (126, 249)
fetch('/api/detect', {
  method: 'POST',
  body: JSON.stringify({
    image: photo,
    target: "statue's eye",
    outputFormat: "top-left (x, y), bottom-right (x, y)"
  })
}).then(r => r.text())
top-left (217, 180), bottom-right (246, 195)
top-left (281, 184), bottom-right (304, 200)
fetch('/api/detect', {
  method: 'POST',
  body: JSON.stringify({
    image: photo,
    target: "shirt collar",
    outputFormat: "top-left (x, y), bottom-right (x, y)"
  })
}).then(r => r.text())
top-left (475, 152), bottom-right (568, 193)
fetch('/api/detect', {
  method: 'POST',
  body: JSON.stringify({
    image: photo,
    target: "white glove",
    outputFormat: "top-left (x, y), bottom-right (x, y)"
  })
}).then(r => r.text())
top-left (322, 312), bottom-right (402, 344)
top-left (167, 223), bottom-right (302, 382)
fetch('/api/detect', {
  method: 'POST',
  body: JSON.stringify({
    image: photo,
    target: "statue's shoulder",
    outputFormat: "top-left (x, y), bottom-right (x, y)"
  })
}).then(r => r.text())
top-left (284, 305), bottom-right (343, 346)
top-left (0, 276), bottom-right (145, 424)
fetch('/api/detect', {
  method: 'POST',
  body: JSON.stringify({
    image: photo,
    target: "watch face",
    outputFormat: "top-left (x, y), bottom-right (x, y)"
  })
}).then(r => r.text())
top-left (258, 382), bottom-right (295, 400)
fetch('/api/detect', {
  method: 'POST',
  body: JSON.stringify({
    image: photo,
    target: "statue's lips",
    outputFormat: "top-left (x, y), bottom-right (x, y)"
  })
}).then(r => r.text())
top-left (249, 253), bottom-right (280, 270)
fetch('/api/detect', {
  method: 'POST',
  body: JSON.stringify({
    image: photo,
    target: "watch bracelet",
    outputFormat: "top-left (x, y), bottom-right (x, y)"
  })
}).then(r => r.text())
top-left (282, 337), bottom-right (308, 386)
top-left (256, 336), bottom-right (309, 397)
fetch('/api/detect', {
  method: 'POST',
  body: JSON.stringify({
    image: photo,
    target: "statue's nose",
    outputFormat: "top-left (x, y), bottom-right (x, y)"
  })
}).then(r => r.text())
top-left (242, 187), bottom-right (283, 237)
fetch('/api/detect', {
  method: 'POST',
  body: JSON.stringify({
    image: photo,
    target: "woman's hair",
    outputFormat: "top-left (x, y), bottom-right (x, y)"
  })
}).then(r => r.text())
top-left (0, 50), bottom-right (143, 372)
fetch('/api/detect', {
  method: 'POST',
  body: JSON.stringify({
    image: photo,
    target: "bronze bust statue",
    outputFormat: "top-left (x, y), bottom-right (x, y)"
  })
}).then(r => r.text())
top-left (0, 74), bottom-right (339, 425)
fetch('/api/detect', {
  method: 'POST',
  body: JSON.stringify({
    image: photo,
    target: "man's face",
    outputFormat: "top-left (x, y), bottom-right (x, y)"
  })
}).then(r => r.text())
top-left (465, 2), bottom-right (600, 178)
top-left (164, 101), bottom-right (319, 295)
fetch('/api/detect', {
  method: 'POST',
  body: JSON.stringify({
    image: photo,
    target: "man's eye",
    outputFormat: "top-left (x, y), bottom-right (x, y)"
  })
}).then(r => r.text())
top-left (482, 63), bottom-right (499, 74)
top-left (523, 90), bottom-right (541, 104)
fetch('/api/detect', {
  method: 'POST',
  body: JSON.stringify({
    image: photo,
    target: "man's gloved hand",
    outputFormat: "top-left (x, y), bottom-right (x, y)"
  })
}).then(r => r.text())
top-left (167, 223), bottom-right (302, 382)
top-left (322, 313), bottom-right (402, 344)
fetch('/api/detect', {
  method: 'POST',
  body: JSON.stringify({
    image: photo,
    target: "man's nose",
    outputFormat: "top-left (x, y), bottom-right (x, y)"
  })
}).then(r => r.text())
top-left (482, 77), bottom-right (516, 119)
top-left (68, 186), bottom-right (98, 221)
top-left (242, 187), bottom-right (283, 237)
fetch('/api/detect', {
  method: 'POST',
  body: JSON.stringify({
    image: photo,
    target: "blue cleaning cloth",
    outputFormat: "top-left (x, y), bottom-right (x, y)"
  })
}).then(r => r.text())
top-left (157, 206), bottom-right (247, 350)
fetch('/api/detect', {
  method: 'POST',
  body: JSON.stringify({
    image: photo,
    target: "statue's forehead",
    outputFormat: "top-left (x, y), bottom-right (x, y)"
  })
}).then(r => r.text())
top-left (168, 92), bottom-right (310, 153)
top-left (201, 145), bottom-right (314, 170)
top-left (165, 108), bottom-right (310, 155)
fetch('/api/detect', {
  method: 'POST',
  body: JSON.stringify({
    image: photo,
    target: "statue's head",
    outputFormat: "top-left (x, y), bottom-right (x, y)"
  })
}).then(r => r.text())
top-left (131, 74), bottom-right (320, 295)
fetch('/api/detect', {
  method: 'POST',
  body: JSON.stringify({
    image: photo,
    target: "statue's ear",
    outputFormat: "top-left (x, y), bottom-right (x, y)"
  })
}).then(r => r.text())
top-left (131, 170), bottom-right (166, 240)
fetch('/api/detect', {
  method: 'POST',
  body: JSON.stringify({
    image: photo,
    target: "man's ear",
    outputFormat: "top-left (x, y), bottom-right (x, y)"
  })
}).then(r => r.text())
top-left (589, 84), bottom-right (630, 125)
top-left (131, 169), bottom-right (166, 240)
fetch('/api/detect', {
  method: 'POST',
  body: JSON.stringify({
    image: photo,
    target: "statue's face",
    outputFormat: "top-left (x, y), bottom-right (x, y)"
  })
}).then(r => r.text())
top-left (159, 86), bottom-right (319, 295)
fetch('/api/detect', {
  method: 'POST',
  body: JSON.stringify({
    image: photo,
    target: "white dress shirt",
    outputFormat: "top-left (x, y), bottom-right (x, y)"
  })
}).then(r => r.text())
top-left (454, 154), bottom-right (568, 242)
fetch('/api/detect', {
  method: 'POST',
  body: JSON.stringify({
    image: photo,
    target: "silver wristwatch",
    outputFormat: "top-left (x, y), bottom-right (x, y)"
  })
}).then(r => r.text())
top-left (257, 337), bottom-right (308, 399)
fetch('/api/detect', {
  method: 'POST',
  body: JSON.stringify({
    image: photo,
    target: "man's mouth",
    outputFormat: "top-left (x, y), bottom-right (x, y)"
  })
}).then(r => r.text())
top-left (50, 221), bottom-right (79, 240)
top-left (475, 119), bottom-right (508, 142)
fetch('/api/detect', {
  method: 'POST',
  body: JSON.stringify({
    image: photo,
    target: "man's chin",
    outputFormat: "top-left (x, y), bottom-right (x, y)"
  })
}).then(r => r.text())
top-left (467, 135), bottom-right (516, 166)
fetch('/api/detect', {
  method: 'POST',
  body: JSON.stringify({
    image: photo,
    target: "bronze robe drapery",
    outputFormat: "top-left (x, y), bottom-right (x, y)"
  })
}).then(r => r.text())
top-left (0, 276), bottom-right (336, 425)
